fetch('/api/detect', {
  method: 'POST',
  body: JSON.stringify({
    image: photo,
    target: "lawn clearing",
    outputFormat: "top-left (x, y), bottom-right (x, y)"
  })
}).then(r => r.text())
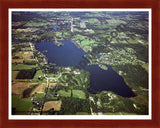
top-left (57, 90), bottom-right (71, 97)
top-left (12, 63), bottom-right (38, 70)
top-left (43, 101), bottom-right (62, 111)
top-left (57, 90), bottom-right (86, 99)
top-left (33, 70), bottom-right (43, 80)
top-left (81, 39), bottom-right (94, 46)
top-left (73, 90), bottom-right (86, 99)
top-left (12, 82), bottom-right (38, 95)
top-left (31, 83), bottom-right (46, 95)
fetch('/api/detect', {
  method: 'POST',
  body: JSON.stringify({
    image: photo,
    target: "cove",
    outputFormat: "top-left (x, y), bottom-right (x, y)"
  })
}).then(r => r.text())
top-left (35, 40), bottom-right (135, 97)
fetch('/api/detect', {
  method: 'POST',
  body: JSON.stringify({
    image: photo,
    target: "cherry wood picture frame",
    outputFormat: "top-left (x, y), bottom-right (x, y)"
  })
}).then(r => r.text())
top-left (0, 0), bottom-right (160, 128)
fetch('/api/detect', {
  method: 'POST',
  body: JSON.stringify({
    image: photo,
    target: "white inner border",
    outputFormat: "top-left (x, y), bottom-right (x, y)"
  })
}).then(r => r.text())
top-left (9, 8), bottom-right (152, 120)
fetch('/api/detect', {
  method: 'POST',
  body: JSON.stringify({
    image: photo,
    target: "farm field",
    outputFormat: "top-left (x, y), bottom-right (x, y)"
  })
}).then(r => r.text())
top-left (12, 59), bottom-right (24, 63)
top-left (12, 71), bottom-right (19, 81)
top-left (15, 52), bottom-right (34, 59)
top-left (31, 83), bottom-right (46, 95)
top-left (48, 83), bottom-right (57, 89)
top-left (12, 82), bottom-right (38, 95)
top-left (43, 101), bottom-right (62, 111)
top-left (12, 63), bottom-right (38, 70)
top-left (12, 95), bottom-right (33, 115)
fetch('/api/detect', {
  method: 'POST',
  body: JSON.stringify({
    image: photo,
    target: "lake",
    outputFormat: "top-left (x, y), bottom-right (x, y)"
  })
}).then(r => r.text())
top-left (35, 40), bottom-right (135, 97)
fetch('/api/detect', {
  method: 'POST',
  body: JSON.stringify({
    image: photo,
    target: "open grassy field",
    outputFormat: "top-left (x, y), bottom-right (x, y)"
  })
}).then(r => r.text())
top-left (34, 93), bottom-right (44, 100)
top-left (43, 101), bottom-right (62, 111)
top-left (12, 82), bottom-right (38, 95)
top-left (72, 90), bottom-right (86, 99)
top-left (57, 90), bottom-right (86, 99)
top-left (31, 83), bottom-right (46, 95)
top-left (12, 63), bottom-right (38, 70)
top-left (15, 52), bottom-right (34, 59)
top-left (13, 51), bottom-right (36, 64)
top-left (81, 39), bottom-right (94, 46)
top-left (12, 94), bottom-right (33, 114)
top-left (33, 70), bottom-right (43, 79)
top-left (58, 90), bottom-right (71, 97)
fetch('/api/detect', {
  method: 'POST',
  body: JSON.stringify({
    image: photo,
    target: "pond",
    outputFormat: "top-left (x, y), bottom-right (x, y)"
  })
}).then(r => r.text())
top-left (35, 40), bottom-right (135, 97)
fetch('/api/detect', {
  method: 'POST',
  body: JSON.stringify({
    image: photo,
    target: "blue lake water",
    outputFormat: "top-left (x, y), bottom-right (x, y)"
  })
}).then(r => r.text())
top-left (35, 40), bottom-right (135, 97)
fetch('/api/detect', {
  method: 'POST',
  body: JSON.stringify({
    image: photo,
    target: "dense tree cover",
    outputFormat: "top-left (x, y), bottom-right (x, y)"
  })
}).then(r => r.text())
top-left (100, 93), bottom-right (110, 104)
top-left (118, 97), bottom-right (148, 115)
top-left (12, 12), bottom-right (42, 22)
top-left (112, 64), bottom-right (148, 89)
top-left (90, 101), bottom-right (98, 113)
top-left (97, 91), bottom-right (148, 114)
top-left (16, 68), bottom-right (37, 79)
top-left (59, 97), bottom-right (91, 115)
top-left (92, 44), bottom-right (109, 54)
top-left (46, 108), bottom-right (61, 115)
top-left (45, 84), bottom-right (66, 101)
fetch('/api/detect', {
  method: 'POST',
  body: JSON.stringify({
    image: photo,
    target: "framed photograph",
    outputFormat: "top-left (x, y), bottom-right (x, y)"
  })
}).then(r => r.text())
top-left (9, 8), bottom-right (152, 120)
top-left (0, 0), bottom-right (160, 128)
